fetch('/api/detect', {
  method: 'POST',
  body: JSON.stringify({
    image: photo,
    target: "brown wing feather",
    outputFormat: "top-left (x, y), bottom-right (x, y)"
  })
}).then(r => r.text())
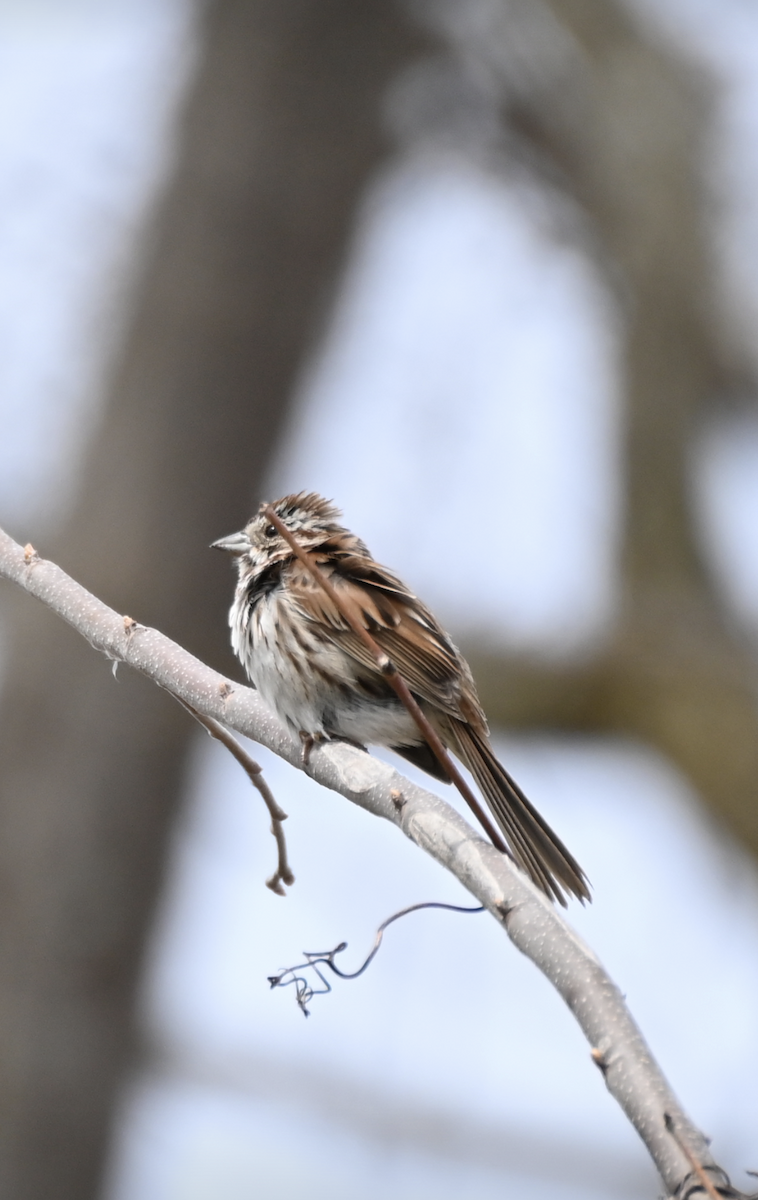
top-left (288, 553), bottom-right (481, 721)
top-left (450, 724), bottom-right (590, 905)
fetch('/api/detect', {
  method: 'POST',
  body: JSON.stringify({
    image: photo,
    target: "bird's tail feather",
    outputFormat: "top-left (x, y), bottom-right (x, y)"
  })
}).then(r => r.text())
top-left (453, 725), bottom-right (590, 906)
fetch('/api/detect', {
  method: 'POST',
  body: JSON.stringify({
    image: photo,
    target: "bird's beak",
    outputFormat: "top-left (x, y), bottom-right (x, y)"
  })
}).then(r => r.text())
top-left (211, 530), bottom-right (250, 555)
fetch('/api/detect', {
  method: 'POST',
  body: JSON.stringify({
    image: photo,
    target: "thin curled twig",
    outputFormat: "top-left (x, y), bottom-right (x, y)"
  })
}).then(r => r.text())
top-left (262, 504), bottom-right (511, 858)
top-left (268, 900), bottom-right (484, 1016)
top-left (175, 696), bottom-right (295, 895)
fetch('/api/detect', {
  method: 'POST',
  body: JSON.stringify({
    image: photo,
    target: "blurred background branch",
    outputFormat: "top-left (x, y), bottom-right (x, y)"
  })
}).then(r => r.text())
top-left (415, 0), bottom-right (758, 858)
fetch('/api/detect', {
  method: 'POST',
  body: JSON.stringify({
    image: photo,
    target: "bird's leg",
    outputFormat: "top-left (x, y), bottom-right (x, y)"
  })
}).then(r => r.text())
top-left (299, 731), bottom-right (317, 767)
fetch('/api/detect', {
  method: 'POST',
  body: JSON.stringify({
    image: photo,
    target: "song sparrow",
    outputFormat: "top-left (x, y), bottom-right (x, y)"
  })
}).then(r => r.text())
top-left (213, 492), bottom-right (589, 905)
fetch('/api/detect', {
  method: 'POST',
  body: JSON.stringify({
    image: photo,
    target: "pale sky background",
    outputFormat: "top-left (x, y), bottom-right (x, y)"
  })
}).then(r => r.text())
top-left (1, 2), bottom-right (758, 1198)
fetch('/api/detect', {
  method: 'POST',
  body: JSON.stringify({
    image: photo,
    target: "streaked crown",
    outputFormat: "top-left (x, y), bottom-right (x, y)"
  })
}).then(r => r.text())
top-left (212, 491), bottom-right (358, 564)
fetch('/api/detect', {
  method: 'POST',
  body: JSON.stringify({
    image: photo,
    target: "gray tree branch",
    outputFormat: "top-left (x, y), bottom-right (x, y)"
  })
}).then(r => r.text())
top-left (0, 524), bottom-right (743, 1200)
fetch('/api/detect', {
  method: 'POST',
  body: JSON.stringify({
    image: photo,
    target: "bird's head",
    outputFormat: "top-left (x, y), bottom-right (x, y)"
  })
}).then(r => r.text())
top-left (212, 492), bottom-right (350, 574)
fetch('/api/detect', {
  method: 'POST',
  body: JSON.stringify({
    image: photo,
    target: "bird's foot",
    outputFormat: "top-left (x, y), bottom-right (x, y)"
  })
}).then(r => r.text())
top-left (300, 730), bottom-right (367, 768)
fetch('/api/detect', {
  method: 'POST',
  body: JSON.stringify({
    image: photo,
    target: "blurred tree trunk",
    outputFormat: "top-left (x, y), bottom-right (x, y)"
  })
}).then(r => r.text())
top-left (0, 2), bottom-right (428, 1197)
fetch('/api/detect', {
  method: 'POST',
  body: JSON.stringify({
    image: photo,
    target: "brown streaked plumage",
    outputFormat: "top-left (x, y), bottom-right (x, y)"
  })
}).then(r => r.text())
top-left (213, 492), bottom-right (589, 905)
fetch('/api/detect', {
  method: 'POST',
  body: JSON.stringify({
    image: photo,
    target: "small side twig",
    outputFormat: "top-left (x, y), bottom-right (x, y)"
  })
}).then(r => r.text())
top-left (175, 696), bottom-right (294, 895)
top-left (262, 504), bottom-right (511, 858)
top-left (268, 899), bottom-right (484, 1015)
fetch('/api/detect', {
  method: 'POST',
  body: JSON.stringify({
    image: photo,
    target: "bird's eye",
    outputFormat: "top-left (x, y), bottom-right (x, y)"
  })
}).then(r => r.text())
top-left (264, 524), bottom-right (277, 538)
